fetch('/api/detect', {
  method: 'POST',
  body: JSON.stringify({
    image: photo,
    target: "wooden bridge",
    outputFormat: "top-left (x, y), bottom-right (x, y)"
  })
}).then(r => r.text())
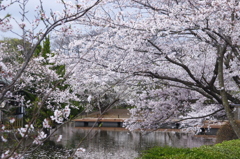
top-left (74, 118), bottom-right (127, 127)
top-left (73, 109), bottom-right (227, 135)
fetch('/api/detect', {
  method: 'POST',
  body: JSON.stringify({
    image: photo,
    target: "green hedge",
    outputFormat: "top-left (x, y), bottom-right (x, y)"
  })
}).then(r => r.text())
top-left (138, 139), bottom-right (240, 159)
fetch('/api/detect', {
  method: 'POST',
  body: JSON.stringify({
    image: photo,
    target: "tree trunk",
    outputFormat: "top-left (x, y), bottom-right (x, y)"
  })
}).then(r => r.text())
top-left (218, 45), bottom-right (240, 138)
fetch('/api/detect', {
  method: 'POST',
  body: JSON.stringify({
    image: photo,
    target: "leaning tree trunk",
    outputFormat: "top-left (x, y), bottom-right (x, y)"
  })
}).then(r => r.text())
top-left (218, 45), bottom-right (240, 138)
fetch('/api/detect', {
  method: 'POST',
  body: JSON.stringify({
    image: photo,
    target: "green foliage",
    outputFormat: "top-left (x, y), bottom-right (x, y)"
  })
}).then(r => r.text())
top-left (1, 38), bottom-right (30, 51)
top-left (42, 35), bottom-right (51, 59)
top-left (37, 36), bottom-right (66, 77)
top-left (138, 146), bottom-right (191, 159)
top-left (34, 43), bottom-right (42, 57)
top-left (138, 139), bottom-right (240, 159)
top-left (51, 65), bottom-right (66, 78)
top-left (0, 38), bottom-right (31, 63)
top-left (21, 91), bottom-right (50, 128)
top-left (2, 36), bottom-right (82, 128)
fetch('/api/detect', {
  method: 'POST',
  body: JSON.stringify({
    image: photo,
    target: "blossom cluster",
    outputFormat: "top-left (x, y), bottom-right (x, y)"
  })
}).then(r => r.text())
top-left (18, 124), bottom-right (34, 137)
top-left (33, 131), bottom-right (47, 145)
top-left (50, 105), bottom-right (71, 124)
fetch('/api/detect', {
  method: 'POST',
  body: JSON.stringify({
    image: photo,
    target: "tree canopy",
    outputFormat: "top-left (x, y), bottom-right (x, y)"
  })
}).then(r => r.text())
top-left (1, 0), bottom-right (240, 158)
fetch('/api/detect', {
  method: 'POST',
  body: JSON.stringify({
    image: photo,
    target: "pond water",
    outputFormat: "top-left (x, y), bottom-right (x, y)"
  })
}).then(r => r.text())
top-left (51, 122), bottom-right (216, 159)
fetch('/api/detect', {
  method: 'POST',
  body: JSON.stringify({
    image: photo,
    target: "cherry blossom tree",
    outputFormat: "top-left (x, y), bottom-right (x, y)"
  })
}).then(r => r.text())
top-left (60, 0), bottom-right (240, 136)
top-left (2, 0), bottom-right (240, 157)
top-left (0, 0), bottom-right (101, 158)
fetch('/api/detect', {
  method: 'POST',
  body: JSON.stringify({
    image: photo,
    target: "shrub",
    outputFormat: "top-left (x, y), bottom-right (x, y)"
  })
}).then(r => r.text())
top-left (138, 146), bottom-right (192, 159)
top-left (216, 121), bottom-right (240, 144)
top-left (138, 139), bottom-right (240, 159)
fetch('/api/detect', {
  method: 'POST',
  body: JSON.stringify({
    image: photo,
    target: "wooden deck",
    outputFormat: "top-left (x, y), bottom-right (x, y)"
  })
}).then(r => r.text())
top-left (74, 118), bottom-right (127, 122)
top-left (73, 109), bottom-right (130, 127)
top-left (74, 117), bottom-right (128, 128)
top-left (73, 109), bottom-right (227, 135)
top-left (201, 120), bottom-right (227, 129)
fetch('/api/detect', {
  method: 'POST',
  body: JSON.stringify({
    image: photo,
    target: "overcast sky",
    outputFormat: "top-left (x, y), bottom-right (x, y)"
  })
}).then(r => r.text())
top-left (0, 0), bottom-right (70, 39)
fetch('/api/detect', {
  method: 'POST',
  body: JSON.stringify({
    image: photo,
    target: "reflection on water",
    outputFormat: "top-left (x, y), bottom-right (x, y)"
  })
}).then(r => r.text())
top-left (51, 122), bottom-right (216, 159)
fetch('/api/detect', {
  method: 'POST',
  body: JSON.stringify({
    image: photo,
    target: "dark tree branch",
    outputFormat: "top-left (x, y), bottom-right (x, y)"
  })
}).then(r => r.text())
top-left (177, 108), bottom-right (224, 122)
top-left (133, 71), bottom-right (196, 86)
top-left (132, 0), bottom-right (169, 15)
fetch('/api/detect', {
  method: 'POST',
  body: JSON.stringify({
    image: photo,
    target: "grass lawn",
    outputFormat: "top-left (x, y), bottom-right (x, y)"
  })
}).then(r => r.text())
top-left (138, 139), bottom-right (240, 159)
